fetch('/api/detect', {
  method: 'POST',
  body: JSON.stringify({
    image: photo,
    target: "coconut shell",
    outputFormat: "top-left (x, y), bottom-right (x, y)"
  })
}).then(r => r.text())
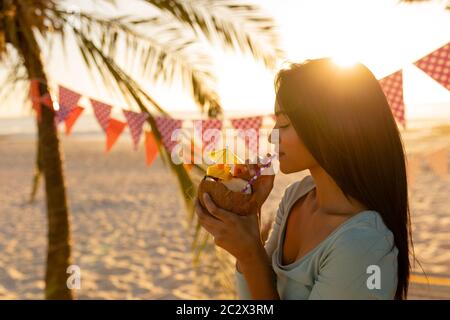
top-left (198, 178), bottom-right (258, 216)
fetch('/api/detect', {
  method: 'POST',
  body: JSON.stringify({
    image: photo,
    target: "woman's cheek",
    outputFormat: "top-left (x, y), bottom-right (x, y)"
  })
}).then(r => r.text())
top-left (283, 127), bottom-right (298, 150)
top-left (282, 128), bottom-right (315, 172)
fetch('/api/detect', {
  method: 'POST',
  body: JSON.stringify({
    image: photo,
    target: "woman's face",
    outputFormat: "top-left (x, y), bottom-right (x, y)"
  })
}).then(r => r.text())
top-left (270, 102), bottom-right (318, 174)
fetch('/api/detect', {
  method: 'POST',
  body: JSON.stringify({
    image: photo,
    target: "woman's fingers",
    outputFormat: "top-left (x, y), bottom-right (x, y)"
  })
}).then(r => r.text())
top-left (195, 198), bottom-right (219, 220)
top-left (244, 159), bottom-right (256, 176)
top-left (195, 199), bottom-right (221, 233)
top-left (245, 155), bottom-right (274, 178)
top-left (202, 193), bottom-right (235, 223)
top-left (244, 159), bottom-right (252, 176)
top-left (263, 153), bottom-right (272, 166)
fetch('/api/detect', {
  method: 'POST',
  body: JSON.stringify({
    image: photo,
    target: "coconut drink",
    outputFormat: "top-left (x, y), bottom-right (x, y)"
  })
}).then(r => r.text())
top-left (197, 148), bottom-right (274, 216)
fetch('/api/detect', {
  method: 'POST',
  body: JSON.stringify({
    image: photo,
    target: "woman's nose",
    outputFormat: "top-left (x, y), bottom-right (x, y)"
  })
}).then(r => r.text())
top-left (268, 127), bottom-right (278, 145)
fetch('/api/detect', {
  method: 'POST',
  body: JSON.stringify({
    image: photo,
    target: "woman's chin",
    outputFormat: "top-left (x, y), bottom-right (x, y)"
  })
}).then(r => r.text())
top-left (279, 161), bottom-right (290, 174)
top-left (279, 159), bottom-right (303, 174)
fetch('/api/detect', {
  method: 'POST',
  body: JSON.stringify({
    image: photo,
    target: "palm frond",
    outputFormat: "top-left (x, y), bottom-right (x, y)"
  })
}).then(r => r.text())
top-left (73, 29), bottom-right (199, 217)
top-left (143, 0), bottom-right (284, 68)
top-left (56, 9), bottom-right (221, 114)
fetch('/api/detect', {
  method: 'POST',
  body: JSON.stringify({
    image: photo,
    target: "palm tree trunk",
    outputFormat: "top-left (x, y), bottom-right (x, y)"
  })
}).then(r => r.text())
top-left (16, 28), bottom-right (74, 300)
top-left (29, 139), bottom-right (42, 203)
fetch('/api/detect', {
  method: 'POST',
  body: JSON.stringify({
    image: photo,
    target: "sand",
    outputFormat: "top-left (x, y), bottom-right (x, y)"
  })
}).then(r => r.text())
top-left (0, 126), bottom-right (449, 299)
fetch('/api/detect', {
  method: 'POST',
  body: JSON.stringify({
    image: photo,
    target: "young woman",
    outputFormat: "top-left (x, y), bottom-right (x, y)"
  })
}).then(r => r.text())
top-left (195, 58), bottom-right (413, 300)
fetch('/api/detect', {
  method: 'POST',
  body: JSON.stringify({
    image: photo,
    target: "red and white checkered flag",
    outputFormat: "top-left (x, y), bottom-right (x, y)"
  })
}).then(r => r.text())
top-left (231, 116), bottom-right (263, 155)
top-left (198, 119), bottom-right (222, 152)
top-left (154, 116), bottom-right (183, 153)
top-left (379, 70), bottom-right (405, 127)
top-left (123, 109), bottom-right (149, 149)
top-left (56, 86), bottom-right (81, 124)
top-left (415, 42), bottom-right (449, 91)
top-left (90, 98), bottom-right (112, 132)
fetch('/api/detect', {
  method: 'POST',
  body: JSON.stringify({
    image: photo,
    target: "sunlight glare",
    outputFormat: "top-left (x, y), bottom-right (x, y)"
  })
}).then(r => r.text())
top-left (332, 55), bottom-right (358, 68)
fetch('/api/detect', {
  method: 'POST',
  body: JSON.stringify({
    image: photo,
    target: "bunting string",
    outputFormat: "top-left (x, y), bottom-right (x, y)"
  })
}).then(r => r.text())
top-left (24, 42), bottom-right (449, 168)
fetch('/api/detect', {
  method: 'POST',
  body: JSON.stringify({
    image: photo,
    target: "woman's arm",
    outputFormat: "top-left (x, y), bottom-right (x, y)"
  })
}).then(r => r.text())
top-left (236, 245), bottom-right (280, 300)
top-left (235, 205), bottom-right (281, 299)
top-left (195, 194), bottom-right (280, 299)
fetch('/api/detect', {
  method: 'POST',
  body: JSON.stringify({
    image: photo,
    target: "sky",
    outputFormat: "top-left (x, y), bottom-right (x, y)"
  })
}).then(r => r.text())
top-left (0, 0), bottom-right (449, 122)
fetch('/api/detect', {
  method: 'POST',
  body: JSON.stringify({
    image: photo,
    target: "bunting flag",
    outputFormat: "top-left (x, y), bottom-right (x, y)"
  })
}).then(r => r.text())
top-left (145, 131), bottom-right (159, 166)
top-left (56, 86), bottom-right (82, 124)
top-left (106, 118), bottom-right (127, 152)
top-left (426, 147), bottom-right (449, 178)
top-left (40, 94), bottom-right (54, 109)
top-left (198, 119), bottom-right (222, 152)
top-left (414, 43), bottom-right (450, 90)
top-left (29, 79), bottom-right (54, 121)
top-left (182, 138), bottom-right (194, 169)
top-left (154, 116), bottom-right (183, 153)
top-left (378, 70), bottom-right (405, 127)
top-left (65, 106), bottom-right (85, 135)
top-left (231, 116), bottom-right (263, 156)
top-left (90, 98), bottom-right (113, 132)
top-left (123, 110), bottom-right (149, 150)
top-left (182, 138), bottom-right (203, 170)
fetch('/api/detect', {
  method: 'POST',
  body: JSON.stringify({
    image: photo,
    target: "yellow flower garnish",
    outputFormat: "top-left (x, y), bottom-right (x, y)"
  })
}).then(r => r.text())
top-left (208, 147), bottom-right (243, 164)
top-left (205, 148), bottom-right (243, 180)
top-left (206, 164), bottom-right (232, 180)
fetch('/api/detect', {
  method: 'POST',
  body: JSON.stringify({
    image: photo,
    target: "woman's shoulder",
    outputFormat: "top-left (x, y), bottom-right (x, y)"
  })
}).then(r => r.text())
top-left (282, 175), bottom-right (395, 251)
top-left (330, 211), bottom-right (397, 258)
top-left (280, 177), bottom-right (397, 254)
top-left (274, 175), bottom-right (314, 223)
top-left (282, 175), bottom-right (315, 202)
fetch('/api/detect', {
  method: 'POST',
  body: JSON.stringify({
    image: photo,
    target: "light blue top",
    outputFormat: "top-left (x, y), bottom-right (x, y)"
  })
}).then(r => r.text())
top-left (235, 175), bottom-right (398, 300)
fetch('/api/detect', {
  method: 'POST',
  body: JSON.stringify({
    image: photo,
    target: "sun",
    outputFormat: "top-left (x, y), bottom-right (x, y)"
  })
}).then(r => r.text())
top-left (331, 54), bottom-right (359, 68)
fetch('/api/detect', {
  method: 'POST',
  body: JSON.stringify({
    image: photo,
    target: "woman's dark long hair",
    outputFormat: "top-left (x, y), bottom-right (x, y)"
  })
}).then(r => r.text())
top-left (275, 58), bottom-right (414, 299)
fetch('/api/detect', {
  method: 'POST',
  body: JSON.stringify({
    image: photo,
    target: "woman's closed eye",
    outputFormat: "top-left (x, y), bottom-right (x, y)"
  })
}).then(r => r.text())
top-left (276, 123), bottom-right (290, 129)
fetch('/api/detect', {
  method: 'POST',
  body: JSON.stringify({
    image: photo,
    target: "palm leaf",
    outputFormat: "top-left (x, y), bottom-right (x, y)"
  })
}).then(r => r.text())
top-left (56, 9), bottom-right (221, 114)
top-left (74, 29), bottom-right (200, 217)
top-left (143, 0), bottom-right (284, 68)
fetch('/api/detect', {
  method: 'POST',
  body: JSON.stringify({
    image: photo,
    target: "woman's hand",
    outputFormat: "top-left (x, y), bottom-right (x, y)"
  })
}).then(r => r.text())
top-left (195, 193), bottom-right (265, 263)
top-left (195, 193), bottom-right (280, 300)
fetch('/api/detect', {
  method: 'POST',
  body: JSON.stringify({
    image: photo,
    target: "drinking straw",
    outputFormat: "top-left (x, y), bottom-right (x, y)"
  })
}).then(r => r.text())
top-left (241, 154), bottom-right (277, 193)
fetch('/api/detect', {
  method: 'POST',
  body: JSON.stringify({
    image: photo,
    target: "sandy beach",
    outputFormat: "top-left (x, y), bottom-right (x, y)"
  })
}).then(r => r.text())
top-left (0, 126), bottom-right (449, 299)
